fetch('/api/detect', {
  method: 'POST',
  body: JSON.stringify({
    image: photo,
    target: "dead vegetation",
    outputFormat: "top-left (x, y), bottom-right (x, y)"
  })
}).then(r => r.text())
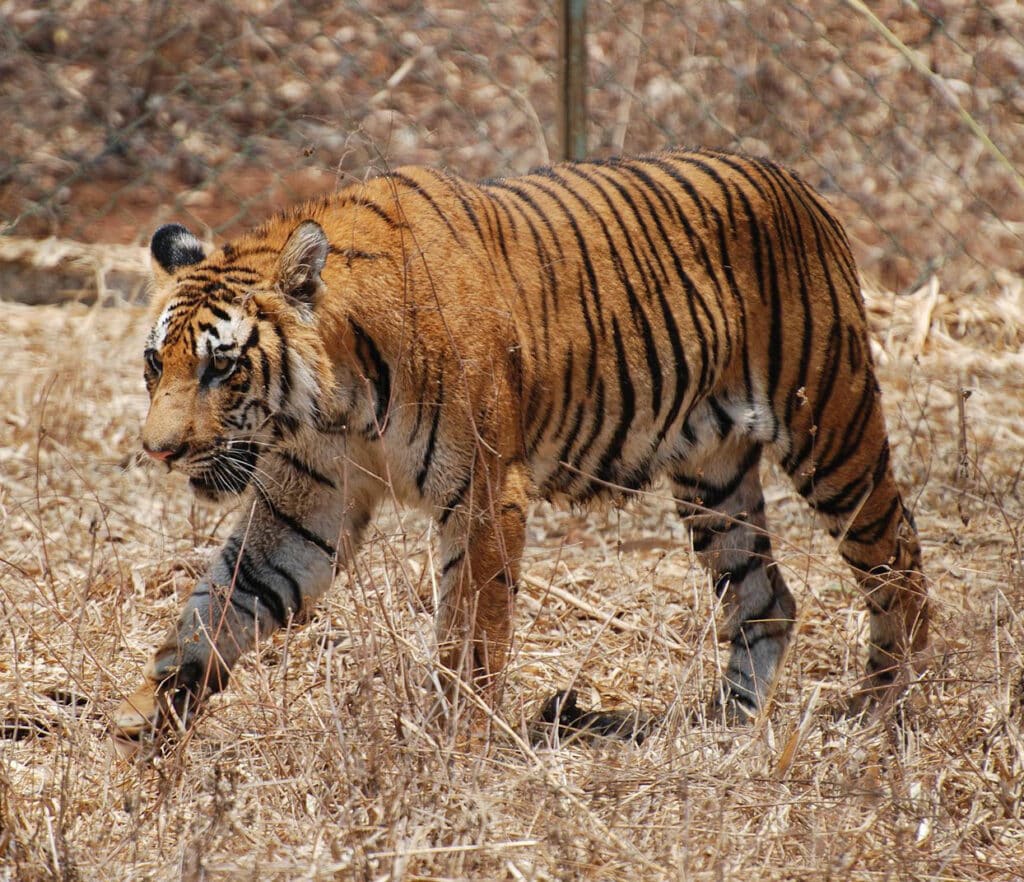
top-left (0, 280), bottom-right (1022, 880)
top-left (2, 0), bottom-right (1023, 879)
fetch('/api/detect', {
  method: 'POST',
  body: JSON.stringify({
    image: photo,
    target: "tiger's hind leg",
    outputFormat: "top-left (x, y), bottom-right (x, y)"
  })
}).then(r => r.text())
top-left (785, 372), bottom-right (929, 715)
top-left (672, 438), bottom-right (797, 721)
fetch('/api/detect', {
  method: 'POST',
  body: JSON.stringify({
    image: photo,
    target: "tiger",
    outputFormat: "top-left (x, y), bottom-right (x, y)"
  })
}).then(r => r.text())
top-left (113, 148), bottom-right (929, 747)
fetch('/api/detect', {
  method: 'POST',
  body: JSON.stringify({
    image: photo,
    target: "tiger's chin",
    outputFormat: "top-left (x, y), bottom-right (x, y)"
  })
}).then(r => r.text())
top-left (186, 442), bottom-right (259, 501)
top-left (188, 474), bottom-right (245, 502)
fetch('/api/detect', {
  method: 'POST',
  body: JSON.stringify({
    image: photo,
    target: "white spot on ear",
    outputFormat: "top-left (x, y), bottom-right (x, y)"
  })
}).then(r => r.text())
top-left (151, 224), bottom-right (206, 274)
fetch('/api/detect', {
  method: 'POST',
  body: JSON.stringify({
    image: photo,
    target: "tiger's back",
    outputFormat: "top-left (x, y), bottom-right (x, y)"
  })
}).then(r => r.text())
top-left (471, 151), bottom-right (867, 507)
top-left (113, 149), bottom-right (927, 746)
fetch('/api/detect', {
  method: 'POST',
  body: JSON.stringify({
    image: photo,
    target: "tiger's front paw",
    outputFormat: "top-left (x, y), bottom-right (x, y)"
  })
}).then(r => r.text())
top-left (111, 682), bottom-right (165, 758)
top-left (111, 657), bottom-right (224, 758)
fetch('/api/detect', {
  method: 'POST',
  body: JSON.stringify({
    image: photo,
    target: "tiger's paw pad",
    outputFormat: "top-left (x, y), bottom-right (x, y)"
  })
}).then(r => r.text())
top-left (532, 689), bottom-right (654, 745)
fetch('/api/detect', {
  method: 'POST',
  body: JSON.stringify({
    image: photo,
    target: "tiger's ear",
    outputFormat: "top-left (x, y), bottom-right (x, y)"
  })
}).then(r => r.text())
top-left (278, 220), bottom-right (329, 306)
top-left (150, 224), bottom-right (206, 280)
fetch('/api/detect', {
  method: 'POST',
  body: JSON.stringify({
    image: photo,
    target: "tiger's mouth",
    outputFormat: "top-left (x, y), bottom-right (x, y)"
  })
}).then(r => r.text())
top-left (186, 440), bottom-right (260, 501)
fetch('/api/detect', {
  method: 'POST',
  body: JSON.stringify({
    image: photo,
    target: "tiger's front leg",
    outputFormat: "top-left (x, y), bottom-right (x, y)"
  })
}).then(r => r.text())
top-left (113, 459), bottom-right (378, 747)
top-left (430, 458), bottom-right (529, 724)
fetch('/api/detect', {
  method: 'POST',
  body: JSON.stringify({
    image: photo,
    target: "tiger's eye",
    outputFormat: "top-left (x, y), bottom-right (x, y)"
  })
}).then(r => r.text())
top-left (144, 349), bottom-right (163, 376)
top-left (203, 352), bottom-right (236, 385)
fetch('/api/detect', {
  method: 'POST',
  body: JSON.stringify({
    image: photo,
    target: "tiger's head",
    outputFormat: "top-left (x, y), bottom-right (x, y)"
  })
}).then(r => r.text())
top-left (141, 220), bottom-right (334, 500)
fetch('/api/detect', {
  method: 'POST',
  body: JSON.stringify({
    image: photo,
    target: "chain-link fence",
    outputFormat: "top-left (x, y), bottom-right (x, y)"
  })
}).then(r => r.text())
top-left (2, 0), bottom-right (1022, 296)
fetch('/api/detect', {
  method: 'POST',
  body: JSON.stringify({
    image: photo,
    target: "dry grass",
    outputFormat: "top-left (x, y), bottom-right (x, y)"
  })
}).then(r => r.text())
top-left (1, 279), bottom-right (1023, 880)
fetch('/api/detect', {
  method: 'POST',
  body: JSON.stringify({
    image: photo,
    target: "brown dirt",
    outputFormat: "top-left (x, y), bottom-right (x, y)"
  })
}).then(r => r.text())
top-left (3, 1), bottom-right (1022, 294)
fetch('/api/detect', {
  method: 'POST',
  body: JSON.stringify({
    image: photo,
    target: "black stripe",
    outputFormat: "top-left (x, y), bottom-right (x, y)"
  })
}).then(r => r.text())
top-left (346, 195), bottom-right (405, 229)
top-left (845, 495), bottom-right (900, 545)
top-left (274, 325), bottom-right (293, 407)
top-left (604, 166), bottom-right (692, 446)
top-left (426, 168), bottom-right (486, 243)
top-left (497, 176), bottom-right (604, 344)
top-left (674, 445), bottom-right (761, 511)
top-left (196, 579), bottom-right (255, 623)
top-left (811, 443), bottom-right (888, 518)
top-left (278, 451), bottom-right (336, 488)
top-left (560, 164), bottom-right (664, 419)
top-left (267, 560), bottom-right (303, 615)
top-left (492, 568), bottom-right (516, 587)
top-left (263, 499), bottom-right (336, 559)
top-left (640, 157), bottom-right (736, 380)
top-left (258, 347), bottom-right (272, 396)
top-left (329, 245), bottom-right (383, 262)
top-left (545, 345), bottom-right (576, 445)
top-left (416, 375), bottom-right (443, 495)
top-left (349, 318), bottom-right (392, 433)
top-left (485, 191), bottom-right (522, 286)
top-left (541, 402), bottom-right (585, 497)
top-left (868, 669), bottom-right (897, 686)
top-left (781, 323), bottom-right (843, 475)
top-left (526, 393), bottom-right (557, 457)
top-left (595, 316), bottom-right (636, 483)
top-left (708, 397), bottom-right (733, 437)
top-left (565, 377), bottom-right (606, 489)
top-left (501, 500), bottom-right (527, 523)
top-left (488, 177), bottom-right (593, 384)
top-left (439, 471), bottom-right (472, 526)
top-left (234, 554), bottom-right (289, 627)
top-left (387, 171), bottom-right (466, 245)
top-left (527, 170), bottom-right (606, 320)
top-left (714, 553), bottom-right (767, 597)
top-left (629, 158), bottom-right (717, 397)
top-left (621, 159), bottom-right (732, 314)
top-left (219, 245), bottom-right (278, 262)
top-left (221, 538), bottom-right (285, 625)
top-left (441, 551), bottom-right (464, 576)
top-left (487, 183), bottom-right (559, 352)
top-left (799, 382), bottom-right (878, 503)
top-left (725, 688), bottom-right (758, 710)
top-left (755, 162), bottom-right (820, 436)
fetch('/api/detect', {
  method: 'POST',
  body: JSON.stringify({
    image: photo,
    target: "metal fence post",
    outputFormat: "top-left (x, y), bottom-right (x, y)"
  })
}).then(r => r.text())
top-left (558, 0), bottom-right (588, 161)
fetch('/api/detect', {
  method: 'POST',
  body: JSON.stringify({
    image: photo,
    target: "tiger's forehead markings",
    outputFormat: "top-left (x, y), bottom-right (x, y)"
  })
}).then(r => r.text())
top-left (193, 306), bottom-right (251, 358)
top-left (148, 297), bottom-right (249, 356)
top-left (148, 303), bottom-right (175, 350)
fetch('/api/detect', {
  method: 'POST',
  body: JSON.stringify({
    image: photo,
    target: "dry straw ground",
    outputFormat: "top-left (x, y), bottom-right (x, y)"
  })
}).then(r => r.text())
top-left (1, 268), bottom-right (1022, 880)
top-left (3, 0), bottom-right (1023, 878)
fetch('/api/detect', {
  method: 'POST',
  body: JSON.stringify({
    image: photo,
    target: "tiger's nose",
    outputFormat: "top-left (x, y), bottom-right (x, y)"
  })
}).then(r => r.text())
top-left (143, 441), bottom-right (189, 463)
